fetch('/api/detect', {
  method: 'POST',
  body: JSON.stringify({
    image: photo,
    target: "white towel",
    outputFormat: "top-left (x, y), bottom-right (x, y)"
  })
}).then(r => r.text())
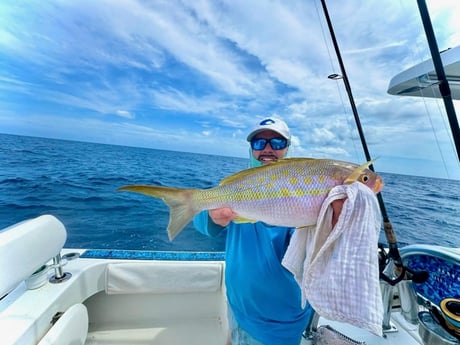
top-left (282, 182), bottom-right (383, 336)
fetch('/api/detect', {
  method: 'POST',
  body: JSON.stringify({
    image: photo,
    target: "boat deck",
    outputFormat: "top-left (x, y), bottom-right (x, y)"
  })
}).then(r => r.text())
top-left (86, 320), bottom-right (227, 344)
top-left (81, 313), bottom-right (422, 345)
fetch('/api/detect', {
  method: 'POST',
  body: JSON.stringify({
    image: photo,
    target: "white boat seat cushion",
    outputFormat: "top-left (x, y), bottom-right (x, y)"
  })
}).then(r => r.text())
top-left (37, 303), bottom-right (88, 345)
top-left (0, 215), bottom-right (66, 297)
top-left (105, 262), bottom-right (223, 294)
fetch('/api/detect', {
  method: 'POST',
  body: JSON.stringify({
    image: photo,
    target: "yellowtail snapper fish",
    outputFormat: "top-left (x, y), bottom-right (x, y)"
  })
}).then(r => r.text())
top-left (118, 158), bottom-right (383, 240)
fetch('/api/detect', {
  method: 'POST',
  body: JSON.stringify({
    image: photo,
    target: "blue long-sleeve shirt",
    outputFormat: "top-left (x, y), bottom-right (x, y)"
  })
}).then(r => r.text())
top-left (193, 211), bottom-right (312, 345)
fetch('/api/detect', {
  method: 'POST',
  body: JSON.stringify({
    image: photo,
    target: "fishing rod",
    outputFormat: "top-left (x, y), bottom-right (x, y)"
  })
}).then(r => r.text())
top-left (319, 0), bottom-right (420, 285)
top-left (417, 0), bottom-right (460, 162)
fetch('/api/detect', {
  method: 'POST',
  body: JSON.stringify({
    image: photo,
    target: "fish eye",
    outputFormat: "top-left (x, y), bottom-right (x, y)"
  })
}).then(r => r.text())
top-left (362, 175), bottom-right (369, 183)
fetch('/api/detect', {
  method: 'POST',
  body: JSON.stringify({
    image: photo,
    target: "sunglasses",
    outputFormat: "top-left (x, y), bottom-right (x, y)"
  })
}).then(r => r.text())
top-left (250, 137), bottom-right (288, 150)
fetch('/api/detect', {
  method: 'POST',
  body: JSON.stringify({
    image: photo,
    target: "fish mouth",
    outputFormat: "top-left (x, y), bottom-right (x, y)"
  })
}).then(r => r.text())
top-left (373, 177), bottom-right (384, 193)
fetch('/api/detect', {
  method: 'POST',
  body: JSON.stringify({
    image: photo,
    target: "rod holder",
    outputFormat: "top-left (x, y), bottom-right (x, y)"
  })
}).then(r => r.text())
top-left (303, 312), bottom-right (320, 340)
top-left (380, 260), bottom-right (398, 333)
top-left (49, 253), bottom-right (72, 284)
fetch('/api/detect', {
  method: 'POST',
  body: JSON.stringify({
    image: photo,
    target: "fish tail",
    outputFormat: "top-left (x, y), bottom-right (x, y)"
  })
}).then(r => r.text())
top-left (117, 185), bottom-right (198, 241)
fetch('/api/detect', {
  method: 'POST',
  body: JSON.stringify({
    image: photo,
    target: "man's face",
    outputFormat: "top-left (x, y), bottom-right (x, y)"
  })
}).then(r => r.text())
top-left (251, 130), bottom-right (289, 165)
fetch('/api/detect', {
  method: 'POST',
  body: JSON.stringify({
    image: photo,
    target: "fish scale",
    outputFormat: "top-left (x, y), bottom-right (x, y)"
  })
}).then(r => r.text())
top-left (118, 157), bottom-right (383, 240)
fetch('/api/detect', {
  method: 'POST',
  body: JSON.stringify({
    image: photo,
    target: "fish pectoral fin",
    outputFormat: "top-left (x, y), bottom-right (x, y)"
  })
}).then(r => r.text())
top-left (233, 216), bottom-right (257, 223)
top-left (296, 225), bottom-right (315, 231)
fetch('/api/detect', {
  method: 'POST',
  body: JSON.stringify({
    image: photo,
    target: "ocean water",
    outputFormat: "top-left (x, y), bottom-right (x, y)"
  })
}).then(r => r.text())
top-left (1, 133), bottom-right (459, 251)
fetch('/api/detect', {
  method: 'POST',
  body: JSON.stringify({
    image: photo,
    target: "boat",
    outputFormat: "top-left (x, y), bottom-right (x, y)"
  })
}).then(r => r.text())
top-left (1, 1), bottom-right (460, 345)
top-left (1, 215), bottom-right (459, 345)
top-left (387, 45), bottom-right (460, 100)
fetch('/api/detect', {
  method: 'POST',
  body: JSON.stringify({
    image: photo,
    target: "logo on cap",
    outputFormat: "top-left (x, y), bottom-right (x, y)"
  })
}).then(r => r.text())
top-left (259, 119), bottom-right (275, 125)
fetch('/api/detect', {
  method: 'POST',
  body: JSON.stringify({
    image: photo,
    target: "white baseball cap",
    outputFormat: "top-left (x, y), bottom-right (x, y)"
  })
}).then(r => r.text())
top-left (246, 117), bottom-right (291, 142)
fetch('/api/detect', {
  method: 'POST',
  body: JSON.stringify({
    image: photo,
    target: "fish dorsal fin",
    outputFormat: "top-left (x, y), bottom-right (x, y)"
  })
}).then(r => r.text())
top-left (219, 158), bottom-right (315, 186)
top-left (344, 158), bottom-right (377, 184)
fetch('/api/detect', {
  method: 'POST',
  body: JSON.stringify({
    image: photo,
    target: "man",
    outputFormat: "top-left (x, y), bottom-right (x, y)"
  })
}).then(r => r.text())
top-left (194, 117), bottom-right (314, 345)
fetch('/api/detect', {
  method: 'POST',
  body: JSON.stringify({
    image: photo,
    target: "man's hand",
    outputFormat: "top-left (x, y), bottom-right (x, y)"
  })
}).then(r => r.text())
top-left (209, 207), bottom-right (236, 227)
top-left (331, 198), bottom-right (345, 228)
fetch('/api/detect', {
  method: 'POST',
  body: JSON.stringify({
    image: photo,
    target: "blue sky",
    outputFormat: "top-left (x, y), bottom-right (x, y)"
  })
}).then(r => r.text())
top-left (1, 0), bottom-right (460, 179)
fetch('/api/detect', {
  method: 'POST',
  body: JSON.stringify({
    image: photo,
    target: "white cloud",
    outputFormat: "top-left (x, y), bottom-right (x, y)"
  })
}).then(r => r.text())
top-left (0, 0), bottom-right (459, 178)
top-left (115, 110), bottom-right (134, 119)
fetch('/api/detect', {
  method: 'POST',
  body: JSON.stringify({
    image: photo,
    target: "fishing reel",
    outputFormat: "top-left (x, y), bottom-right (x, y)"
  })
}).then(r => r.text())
top-left (378, 242), bottom-right (429, 286)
